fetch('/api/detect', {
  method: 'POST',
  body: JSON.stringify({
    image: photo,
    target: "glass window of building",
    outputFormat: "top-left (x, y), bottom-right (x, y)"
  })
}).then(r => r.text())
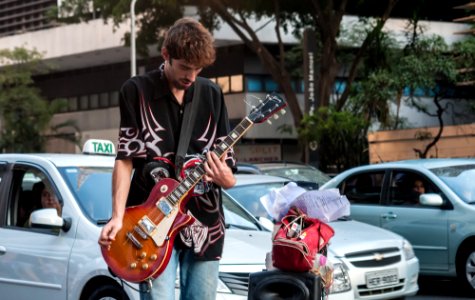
top-left (217, 76), bottom-right (230, 94)
top-left (79, 95), bottom-right (88, 110)
top-left (230, 75), bottom-right (243, 93)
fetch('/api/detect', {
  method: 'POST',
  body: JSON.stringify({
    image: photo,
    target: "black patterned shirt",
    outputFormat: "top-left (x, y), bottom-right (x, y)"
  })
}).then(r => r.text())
top-left (116, 67), bottom-right (236, 260)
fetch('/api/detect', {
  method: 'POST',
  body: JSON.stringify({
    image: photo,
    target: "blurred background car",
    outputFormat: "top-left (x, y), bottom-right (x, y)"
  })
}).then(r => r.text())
top-left (0, 140), bottom-right (270, 300)
top-left (320, 158), bottom-right (475, 294)
top-left (225, 174), bottom-right (419, 300)
top-left (236, 162), bottom-right (331, 189)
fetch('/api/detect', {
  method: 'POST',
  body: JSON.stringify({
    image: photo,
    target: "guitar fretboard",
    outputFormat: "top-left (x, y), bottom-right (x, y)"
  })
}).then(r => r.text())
top-left (165, 117), bottom-right (254, 206)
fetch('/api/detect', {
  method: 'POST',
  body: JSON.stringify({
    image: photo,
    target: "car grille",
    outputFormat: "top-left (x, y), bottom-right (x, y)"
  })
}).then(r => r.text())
top-left (345, 247), bottom-right (401, 267)
top-left (344, 247), bottom-right (405, 297)
top-left (219, 272), bottom-right (249, 296)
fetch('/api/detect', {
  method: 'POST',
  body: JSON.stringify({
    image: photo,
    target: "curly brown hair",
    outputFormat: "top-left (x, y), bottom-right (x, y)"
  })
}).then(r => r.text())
top-left (162, 17), bottom-right (216, 68)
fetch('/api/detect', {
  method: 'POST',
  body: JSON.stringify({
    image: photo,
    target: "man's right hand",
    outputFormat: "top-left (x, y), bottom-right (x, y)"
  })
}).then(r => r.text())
top-left (98, 217), bottom-right (123, 250)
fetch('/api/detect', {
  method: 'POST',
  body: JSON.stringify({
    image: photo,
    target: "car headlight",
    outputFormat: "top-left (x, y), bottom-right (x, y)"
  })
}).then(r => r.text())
top-left (329, 263), bottom-right (351, 294)
top-left (403, 239), bottom-right (416, 261)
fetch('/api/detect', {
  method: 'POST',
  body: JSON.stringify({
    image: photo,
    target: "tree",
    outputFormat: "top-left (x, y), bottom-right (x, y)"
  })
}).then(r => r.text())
top-left (55, 0), bottom-right (400, 129)
top-left (346, 18), bottom-right (475, 159)
top-left (299, 107), bottom-right (368, 172)
top-left (0, 47), bottom-right (80, 153)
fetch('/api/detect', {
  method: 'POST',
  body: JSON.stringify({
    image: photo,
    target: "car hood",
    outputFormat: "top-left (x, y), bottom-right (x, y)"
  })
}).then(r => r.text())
top-left (220, 229), bottom-right (272, 265)
top-left (327, 220), bottom-right (403, 256)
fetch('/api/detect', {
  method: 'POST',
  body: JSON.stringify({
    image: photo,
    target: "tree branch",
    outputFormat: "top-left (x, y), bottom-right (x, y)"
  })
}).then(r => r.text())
top-left (336, 0), bottom-right (399, 110)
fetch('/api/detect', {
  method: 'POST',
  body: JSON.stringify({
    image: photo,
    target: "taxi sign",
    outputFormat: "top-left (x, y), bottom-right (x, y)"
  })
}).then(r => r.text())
top-left (82, 139), bottom-right (116, 155)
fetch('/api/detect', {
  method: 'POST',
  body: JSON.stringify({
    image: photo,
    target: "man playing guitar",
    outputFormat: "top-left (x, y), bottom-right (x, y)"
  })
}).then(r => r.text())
top-left (98, 17), bottom-right (236, 299)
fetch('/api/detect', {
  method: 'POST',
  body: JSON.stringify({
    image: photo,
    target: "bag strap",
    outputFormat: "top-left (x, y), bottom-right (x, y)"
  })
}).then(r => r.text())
top-left (175, 77), bottom-right (203, 170)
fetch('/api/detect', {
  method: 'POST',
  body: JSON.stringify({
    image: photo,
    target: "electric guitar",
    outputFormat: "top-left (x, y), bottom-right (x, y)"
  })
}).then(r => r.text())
top-left (101, 93), bottom-right (287, 282)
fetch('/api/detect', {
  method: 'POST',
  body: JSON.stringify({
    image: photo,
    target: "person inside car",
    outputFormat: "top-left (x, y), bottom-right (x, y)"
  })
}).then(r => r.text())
top-left (25, 181), bottom-right (62, 226)
top-left (407, 178), bottom-right (425, 205)
top-left (413, 179), bottom-right (425, 195)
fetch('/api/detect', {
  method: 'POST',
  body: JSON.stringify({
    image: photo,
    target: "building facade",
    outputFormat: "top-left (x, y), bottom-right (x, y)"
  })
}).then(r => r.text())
top-left (1, 1), bottom-right (473, 163)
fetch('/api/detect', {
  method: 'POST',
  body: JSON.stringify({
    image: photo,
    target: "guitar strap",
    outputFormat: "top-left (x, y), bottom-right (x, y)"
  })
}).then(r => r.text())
top-left (175, 77), bottom-right (204, 174)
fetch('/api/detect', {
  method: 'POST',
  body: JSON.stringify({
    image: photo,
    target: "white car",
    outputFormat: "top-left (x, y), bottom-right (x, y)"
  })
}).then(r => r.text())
top-left (0, 140), bottom-right (270, 300)
top-left (225, 175), bottom-right (420, 300)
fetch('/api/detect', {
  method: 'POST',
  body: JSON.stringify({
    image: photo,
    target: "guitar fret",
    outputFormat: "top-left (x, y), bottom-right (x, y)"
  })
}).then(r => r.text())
top-left (168, 193), bottom-right (177, 204)
top-left (178, 185), bottom-right (186, 194)
top-left (183, 179), bottom-right (192, 188)
top-left (172, 190), bottom-right (182, 199)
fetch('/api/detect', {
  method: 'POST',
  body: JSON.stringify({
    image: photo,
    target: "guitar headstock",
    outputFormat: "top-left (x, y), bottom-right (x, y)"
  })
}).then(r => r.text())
top-left (248, 93), bottom-right (287, 124)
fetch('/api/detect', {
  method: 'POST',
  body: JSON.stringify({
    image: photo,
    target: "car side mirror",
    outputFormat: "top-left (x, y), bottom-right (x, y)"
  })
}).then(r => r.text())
top-left (30, 208), bottom-right (72, 232)
top-left (419, 193), bottom-right (443, 207)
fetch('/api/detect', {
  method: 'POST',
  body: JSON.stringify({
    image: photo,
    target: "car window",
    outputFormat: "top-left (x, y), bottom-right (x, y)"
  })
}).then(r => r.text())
top-left (262, 166), bottom-right (330, 186)
top-left (9, 165), bottom-right (62, 233)
top-left (59, 166), bottom-right (113, 223)
top-left (431, 164), bottom-right (475, 204)
top-left (388, 170), bottom-right (445, 207)
top-left (340, 171), bottom-right (384, 205)
top-left (226, 182), bottom-right (288, 219)
top-left (222, 193), bottom-right (261, 230)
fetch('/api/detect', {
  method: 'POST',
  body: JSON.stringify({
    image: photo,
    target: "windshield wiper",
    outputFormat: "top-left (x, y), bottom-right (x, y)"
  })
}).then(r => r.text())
top-left (225, 223), bottom-right (256, 230)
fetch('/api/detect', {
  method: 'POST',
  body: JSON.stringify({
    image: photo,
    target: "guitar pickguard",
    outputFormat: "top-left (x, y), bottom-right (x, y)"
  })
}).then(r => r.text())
top-left (139, 207), bottom-right (179, 247)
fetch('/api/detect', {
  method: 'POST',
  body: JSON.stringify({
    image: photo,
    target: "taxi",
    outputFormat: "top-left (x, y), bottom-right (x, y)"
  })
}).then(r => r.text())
top-left (0, 140), bottom-right (271, 300)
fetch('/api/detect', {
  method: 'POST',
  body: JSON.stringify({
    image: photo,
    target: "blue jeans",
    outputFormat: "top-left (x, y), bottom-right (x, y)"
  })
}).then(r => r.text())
top-left (149, 247), bottom-right (220, 300)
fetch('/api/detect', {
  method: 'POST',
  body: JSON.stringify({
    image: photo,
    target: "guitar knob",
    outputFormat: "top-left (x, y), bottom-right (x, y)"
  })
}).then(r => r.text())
top-left (281, 109), bottom-right (286, 115)
top-left (142, 263), bottom-right (149, 270)
top-left (267, 119), bottom-right (272, 125)
top-left (150, 254), bottom-right (158, 261)
top-left (140, 252), bottom-right (147, 259)
top-left (273, 114), bottom-right (279, 120)
top-left (130, 263), bottom-right (137, 269)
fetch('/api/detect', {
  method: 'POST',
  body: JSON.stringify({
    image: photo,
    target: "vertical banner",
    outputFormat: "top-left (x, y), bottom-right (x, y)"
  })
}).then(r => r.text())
top-left (303, 29), bottom-right (319, 166)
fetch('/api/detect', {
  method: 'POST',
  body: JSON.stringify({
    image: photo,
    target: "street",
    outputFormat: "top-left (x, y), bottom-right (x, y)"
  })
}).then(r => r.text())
top-left (408, 276), bottom-right (475, 300)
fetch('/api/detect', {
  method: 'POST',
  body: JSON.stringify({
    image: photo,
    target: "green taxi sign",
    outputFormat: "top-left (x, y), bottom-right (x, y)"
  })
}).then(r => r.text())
top-left (82, 139), bottom-right (116, 155)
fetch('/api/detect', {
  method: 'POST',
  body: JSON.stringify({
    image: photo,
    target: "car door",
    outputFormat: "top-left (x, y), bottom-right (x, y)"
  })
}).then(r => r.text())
top-left (340, 170), bottom-right (387, 227)
top-left (382, 169), bottom-right (449, 272)
top-left (0, 163), bottom-right (72, 300)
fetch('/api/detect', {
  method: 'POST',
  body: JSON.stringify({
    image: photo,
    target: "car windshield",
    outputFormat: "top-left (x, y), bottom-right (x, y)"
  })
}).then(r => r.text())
top-left (262, 166), bottom-right (330, 186)
top-left (430, 164), bottom-right (475, 204)
top-left (59, 166), bottom-right (114, 222)
top-left (58, 166), bottom-right (264, 228)
top-left (225, 182), bottom-right (288, 220)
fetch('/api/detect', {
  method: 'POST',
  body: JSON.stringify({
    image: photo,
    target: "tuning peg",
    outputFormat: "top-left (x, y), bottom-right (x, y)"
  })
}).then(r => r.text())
top-left (273, 114), bottom-right (279, 120)
top-left (267, 119), bottom-right (272, 125)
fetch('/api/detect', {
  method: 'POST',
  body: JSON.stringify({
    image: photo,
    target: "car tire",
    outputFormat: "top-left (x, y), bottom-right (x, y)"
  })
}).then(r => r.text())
top-left (457, 245), bottom-right (475, 293)
top-left (84, 283), bottom-right (129, 300)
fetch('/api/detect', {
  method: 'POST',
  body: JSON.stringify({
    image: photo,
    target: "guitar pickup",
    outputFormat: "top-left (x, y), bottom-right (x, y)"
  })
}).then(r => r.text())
top-left (157, 198), bottom-right (173, 216)
top-left (139, 216), bottom-right (156, 236)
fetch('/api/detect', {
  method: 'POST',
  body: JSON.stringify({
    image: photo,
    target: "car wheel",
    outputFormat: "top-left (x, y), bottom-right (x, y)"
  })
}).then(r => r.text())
top-left (457, 246), bottom-right (475, 292)
top-left (85, 283), bottom-right (129, 300)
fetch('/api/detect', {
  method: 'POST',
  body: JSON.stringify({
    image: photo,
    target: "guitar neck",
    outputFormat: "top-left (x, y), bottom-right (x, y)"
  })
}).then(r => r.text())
top-left (165, 117), bottom-right (254, 206)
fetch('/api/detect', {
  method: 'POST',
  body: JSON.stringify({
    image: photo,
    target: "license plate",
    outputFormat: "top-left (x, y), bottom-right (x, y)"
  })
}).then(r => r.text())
top-left (365, 269), bottom-right (398, 288)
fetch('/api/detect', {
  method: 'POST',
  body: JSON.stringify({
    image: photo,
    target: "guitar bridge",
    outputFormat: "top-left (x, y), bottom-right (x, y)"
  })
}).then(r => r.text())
top-left (134, 225), bottom-right (148, 239)
top-left (126, 232), bottom-right (143, 249)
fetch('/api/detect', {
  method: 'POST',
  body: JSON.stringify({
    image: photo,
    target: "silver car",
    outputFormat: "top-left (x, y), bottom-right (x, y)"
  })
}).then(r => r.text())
top-left (236, 162), bottom-right (331, 189)
top-left (320, 158), bottom-right (475, 294)
top-left (226, 175), bottom-right (419, 300)
top-left (0, 141), bottom-right (271, 300)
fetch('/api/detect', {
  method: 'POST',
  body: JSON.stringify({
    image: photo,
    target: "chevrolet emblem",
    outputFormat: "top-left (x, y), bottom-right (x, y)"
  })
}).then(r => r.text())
top-left (373, 253), bottom-right (385, 261)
